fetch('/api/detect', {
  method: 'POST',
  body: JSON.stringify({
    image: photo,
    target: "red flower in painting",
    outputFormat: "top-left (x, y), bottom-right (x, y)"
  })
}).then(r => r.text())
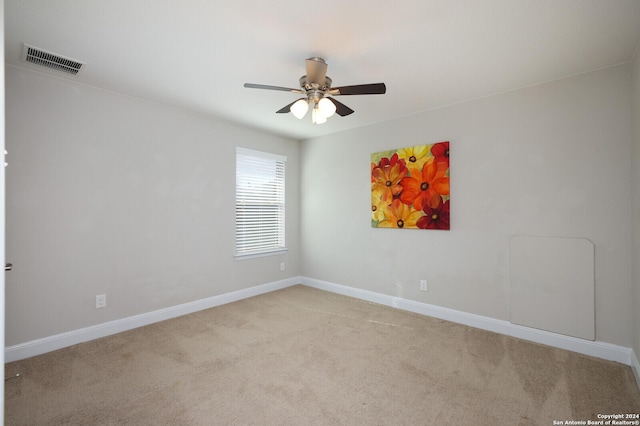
top-left (376, 153), bottom-right (408, 186)
top-left (399, 157), bottom-right (449, 211)
top-left (417, 196), bottom-right (450, 230)
top-left (431, 141), bottom-right (450, 168)
top-left (378, 153), bottom-right (407, 171)
top-left (371, 154), bottom-right (408, 202)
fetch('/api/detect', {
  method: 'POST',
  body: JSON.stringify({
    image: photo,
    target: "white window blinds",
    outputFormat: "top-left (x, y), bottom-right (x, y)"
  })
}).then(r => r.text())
top-left (235, 147), bottom-right (287, 258)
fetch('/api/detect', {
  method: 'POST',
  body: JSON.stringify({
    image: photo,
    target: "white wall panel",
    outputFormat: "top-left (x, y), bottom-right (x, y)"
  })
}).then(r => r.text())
top-left (509, 235), bottom-right (594, 340)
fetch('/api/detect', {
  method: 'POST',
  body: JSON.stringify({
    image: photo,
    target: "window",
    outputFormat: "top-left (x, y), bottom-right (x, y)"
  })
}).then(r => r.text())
top-left (235, 147), bottom-right (287, 258)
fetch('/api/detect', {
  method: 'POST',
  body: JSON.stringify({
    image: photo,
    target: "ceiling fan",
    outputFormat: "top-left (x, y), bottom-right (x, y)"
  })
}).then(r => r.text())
top-left (244, 57), bottom-right (386, 124)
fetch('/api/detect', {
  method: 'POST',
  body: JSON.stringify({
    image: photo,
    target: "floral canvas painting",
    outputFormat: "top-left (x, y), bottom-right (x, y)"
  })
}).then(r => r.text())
top-left (371, 141), bottom-right (450, 230)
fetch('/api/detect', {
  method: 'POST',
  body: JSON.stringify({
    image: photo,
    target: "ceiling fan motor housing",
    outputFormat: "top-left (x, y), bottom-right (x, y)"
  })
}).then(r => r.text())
top-left (299, 75), bottom-right (332, 103)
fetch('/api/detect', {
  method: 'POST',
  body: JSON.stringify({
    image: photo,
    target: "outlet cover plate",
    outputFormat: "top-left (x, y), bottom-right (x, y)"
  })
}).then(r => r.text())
top-left (96, 294), bottom-right (107, 309)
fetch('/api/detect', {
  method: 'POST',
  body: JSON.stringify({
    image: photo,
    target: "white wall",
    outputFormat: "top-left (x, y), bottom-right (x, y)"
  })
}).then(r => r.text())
top-left (5, 66), bottom-right (300, 346)
top-left (300, 64), bottom-right (633, 347)
top-left (632, 48), bottom-right (640, 361)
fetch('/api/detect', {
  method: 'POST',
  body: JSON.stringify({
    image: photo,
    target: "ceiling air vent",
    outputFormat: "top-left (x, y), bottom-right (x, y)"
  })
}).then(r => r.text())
top-left (21, 44), bottom-right (84, 75)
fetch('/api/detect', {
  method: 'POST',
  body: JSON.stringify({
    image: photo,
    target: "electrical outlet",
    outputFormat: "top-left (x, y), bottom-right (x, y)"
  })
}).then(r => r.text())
top-left (420, 280), bottom-right (428, 291)
top-left (96, 294), bottom-right (107, 309)
top-left (280, 262), bottom-right (285, 271)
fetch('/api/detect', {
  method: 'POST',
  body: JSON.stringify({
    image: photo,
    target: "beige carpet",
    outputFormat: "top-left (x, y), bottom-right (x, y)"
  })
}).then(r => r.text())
top-left (5, 285), bottom-right (640, 425)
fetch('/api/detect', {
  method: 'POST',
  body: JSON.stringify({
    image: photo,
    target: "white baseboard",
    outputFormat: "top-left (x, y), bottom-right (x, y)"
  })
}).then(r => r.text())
top-left (5, 276), bottom-right (301, 363)
top-left (6, 275), bottom-right (635, 373)
top-left (300, 277), bottom-right (634, 366)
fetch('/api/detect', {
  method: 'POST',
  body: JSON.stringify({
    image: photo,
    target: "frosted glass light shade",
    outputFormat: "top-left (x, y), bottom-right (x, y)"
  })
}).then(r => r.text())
top-left (291, 99), bottom-right (309, 119)
top-left (317, 97), bottom-right (336, 118)
top-left (312, 107), bottom-right (327, 124)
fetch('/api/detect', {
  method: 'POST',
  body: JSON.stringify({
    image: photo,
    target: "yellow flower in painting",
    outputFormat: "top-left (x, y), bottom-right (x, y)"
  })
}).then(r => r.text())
top-left (371, 159), bottom-right (407, 202)
top-left (397, 144), bottom-right (431, 170)
top-left (371, 194), bottom-right (389, 222)
top-left (377, 199), bottom-right (424, 229)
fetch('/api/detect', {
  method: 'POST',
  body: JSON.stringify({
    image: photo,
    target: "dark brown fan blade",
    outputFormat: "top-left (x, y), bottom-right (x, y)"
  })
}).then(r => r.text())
top-left (305, 57), bottom-right (328, 85)
top-left (331, 83), bottom-right (386, 96)
top-left (244, 83), bottom-right (303, 94)
top-left (276, 98), bottom-right (306, 114)
top-left (328, 98), bottom-right (354, 116)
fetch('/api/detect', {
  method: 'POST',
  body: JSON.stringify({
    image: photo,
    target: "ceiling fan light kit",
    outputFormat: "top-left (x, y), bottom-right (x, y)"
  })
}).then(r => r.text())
top-left (311, 106), bottom-right (327, 125)
top-left (317, 98), bottom-right (336, 118)
top-left (290, 99), bottom-right (309, 119)
top-left (244, 57), bottom-right (386, 125)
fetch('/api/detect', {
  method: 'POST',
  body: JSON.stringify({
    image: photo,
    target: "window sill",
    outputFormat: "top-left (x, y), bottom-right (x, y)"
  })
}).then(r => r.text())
top-left (234, 248), bottom-right (288, 261)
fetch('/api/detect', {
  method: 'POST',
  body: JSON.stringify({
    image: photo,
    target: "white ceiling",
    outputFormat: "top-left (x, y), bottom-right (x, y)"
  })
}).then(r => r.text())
top-left (5, 1), bottom-right (640, 141)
